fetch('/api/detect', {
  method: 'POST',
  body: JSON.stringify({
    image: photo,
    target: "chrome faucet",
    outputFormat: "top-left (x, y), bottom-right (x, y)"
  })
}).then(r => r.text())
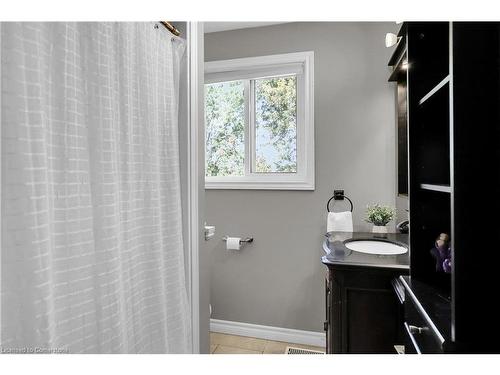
top-left (396, 220), bottom-right (409, 234)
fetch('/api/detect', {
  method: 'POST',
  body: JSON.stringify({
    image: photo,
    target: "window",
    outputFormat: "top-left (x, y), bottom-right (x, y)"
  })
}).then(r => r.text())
top-left (204, 52), bottom-right (314, 190)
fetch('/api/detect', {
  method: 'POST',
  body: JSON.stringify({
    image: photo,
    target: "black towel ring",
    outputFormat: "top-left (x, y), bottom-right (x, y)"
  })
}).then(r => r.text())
top-left (326, 191), bottom-right (354, 213)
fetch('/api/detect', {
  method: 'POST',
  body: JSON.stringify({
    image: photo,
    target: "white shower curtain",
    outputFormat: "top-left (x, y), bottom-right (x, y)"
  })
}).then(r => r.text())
top-left (1, 22), bottom-right (191, 353)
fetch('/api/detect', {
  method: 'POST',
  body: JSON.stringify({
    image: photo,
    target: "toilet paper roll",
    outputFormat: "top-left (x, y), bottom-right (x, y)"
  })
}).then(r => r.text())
top-left (226, 237), bottom-right (241, 250)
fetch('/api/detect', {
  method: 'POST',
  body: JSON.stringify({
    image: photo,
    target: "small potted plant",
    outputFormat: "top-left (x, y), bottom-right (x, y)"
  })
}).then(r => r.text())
top-left (366, 204), bottom-right (396, 233)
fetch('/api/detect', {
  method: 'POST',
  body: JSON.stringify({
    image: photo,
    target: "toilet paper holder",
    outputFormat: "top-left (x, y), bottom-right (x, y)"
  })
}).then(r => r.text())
top-left (222, 236), bottom-right (254, 244)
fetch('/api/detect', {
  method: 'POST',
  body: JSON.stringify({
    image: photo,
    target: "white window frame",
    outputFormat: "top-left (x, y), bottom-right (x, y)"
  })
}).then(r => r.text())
top-left (204, 51), bottom-right (315, 190)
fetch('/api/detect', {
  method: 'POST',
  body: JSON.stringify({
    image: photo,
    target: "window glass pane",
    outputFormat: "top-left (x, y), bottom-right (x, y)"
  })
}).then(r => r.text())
top-left (254, 76), bottom-right (297, 173)
top-left (205, 81), bottom-right (245, 177)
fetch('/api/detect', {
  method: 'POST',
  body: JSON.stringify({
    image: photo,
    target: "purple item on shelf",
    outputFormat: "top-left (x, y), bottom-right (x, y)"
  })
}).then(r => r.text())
top-left (430, 233), bottom-right (452, 274)
top-left (442, 258), bottom-right (452, 273)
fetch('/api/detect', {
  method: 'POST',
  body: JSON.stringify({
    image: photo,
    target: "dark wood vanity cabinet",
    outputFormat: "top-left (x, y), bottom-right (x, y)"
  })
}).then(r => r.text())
top-left (324, 265), bottom-right (408, 353)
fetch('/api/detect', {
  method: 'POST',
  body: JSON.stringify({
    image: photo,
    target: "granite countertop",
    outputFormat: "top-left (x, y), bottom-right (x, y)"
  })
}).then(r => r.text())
top-left (321, 231), bottom-right (410, 270)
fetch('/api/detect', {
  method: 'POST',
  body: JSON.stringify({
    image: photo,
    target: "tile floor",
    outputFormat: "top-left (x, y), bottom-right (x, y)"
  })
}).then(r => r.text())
top-left (210, 332), bottom-right (325, 354)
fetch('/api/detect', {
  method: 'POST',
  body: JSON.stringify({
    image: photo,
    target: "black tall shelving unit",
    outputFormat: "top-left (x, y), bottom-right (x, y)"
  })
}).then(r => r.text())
top-left (407, 22), bottom-right (452, 291)
top-left (390, 22), bottom-right (500, 352)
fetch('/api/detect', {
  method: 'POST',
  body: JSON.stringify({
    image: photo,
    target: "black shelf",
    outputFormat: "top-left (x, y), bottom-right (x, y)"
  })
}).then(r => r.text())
top-left (420, 183), bottom-right (452, 193)
top-left (406, 23), bottom-right (453, 348)
top-left (388, 55), bottom-right (407, 82)
top-left (419, 75), bottom-right (450, 105)
top-left (410, 188), bottom-right (452, 290)
top-left (397, 22), bottom-right (407, 38)
top-left (412, 81), bottom-right (450, 186)
top-left (388, 38), bottom-right (407, 67)
top-left (407, 22), bottom-right (449, 101)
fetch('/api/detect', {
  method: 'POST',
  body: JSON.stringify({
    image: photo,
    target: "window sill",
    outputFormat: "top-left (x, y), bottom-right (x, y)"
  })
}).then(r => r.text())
top-left (205, 178), bottom-right (315, 191)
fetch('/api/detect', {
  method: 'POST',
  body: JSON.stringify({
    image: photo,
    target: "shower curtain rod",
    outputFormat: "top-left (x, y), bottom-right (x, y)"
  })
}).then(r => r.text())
top-left (160, 21), bottom-right (181, 36)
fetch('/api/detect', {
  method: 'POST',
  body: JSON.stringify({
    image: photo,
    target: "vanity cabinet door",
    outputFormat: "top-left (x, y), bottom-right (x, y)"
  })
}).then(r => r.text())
top-left (328, 266), bottom-right (407, 353)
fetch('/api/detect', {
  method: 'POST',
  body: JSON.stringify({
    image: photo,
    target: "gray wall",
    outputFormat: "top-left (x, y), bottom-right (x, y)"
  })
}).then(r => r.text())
top-left (205, 22), bottom-right (398, 332)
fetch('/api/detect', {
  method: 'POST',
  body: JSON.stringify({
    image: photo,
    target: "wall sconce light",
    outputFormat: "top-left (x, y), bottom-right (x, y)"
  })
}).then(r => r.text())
top-left (385, 33), bottom-right (399, 48)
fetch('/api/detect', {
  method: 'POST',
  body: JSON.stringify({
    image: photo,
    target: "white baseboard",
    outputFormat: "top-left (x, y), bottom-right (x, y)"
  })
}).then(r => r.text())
top-left (210, 319), bottom-right (326, 347)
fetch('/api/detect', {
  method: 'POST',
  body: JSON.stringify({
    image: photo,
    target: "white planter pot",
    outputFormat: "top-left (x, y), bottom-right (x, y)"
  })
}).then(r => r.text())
top-left (372, 225), bottom-right (388, 234)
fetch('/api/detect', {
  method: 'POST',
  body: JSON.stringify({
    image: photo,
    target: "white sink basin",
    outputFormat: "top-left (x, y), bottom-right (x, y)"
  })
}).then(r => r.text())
top-left (344, 239), bottom-right (408, 255)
